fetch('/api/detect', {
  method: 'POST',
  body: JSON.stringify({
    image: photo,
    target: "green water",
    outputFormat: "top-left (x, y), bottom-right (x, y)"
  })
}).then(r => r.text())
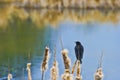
top-left (0, 15), bottom-right (47, 78)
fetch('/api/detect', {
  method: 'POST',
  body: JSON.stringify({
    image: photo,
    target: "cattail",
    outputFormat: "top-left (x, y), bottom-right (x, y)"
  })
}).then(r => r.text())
top-left (41, 46), bottom-right (50, 80)
top-left (75, 60), bottom-right (82, 80)
top-left (61, 49), bottom-right (71, 69)
top-left (94, 68), bottom-right (104, 80)
top-left (71, 60), bottom-right (77, 74)
top-left (61, 49), bottom-right (73, 80)
top-left (50, 47), bottom-right (59, 80)
top-left (50, 61), bottom-right (59, 80)
top-left (61, 69), bottom-right (73, 80)
top-left (94, 51), bottom-right (104, 80)
top-left (41, 46), bottom-right (50, 71)
top-left (26, 63), bottom-right (32, 80)
top-left (7, 73), bottom-right (12, 80)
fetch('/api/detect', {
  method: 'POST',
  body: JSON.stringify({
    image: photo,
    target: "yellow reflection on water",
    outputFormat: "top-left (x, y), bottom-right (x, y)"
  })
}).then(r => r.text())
top-left (0, 6), bottom-right (120, 29)
top-left (0, 6), bottom-right (13, 28)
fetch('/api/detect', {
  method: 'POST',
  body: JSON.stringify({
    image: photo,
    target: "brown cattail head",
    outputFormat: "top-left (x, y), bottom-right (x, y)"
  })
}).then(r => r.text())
top-left (41, 46), bottom-right (50, 72)
top-left (61, 69), bottom-right (73, 80)
top-left (61, 49), bottom-right (71, 69)
top-left (94, 68), bottom-right (104, 80)
top-left (50, 61), bottom-right (59, 80)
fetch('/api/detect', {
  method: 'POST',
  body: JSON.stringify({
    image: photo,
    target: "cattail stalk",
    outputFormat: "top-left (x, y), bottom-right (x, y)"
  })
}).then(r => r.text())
top-left (94, 68), bottom-right (104, 80)
top-left (41, 71), bottom-right (44, 80)
top-left (22, 68), bottom-right (25, 80)
top-left (50, 47), bottom-right (59, 80)
top-left (75, 60), bottom-right (82, 80)
top-left (26, 63), bottom-right (32, 80)
top-left (7, 58), bottom-right (12, 80)
top-left (98, 52), bottom-right (104, 69)
top-left (41, 46), bottom-right (50, 80)
top-left (71, 60), bottom-right (77, 74)
top-left (60, 37), bottom-right (64, 50)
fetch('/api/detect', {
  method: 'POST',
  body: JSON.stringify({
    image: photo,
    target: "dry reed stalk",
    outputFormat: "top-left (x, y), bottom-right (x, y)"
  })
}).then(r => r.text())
top-left (61, 49), bottom-right (71, 69)
top-left (71, 60), bottom-right (77, 74)
top-left (41, 46), bottom-right (50, 80)
top-left (7, 73), bottom-right (12, 80)
top-left (50, 61), bottom-right (59, 80)
top-left (94, 68), bottom-right (104, 80)
top-left (61, 69), bottom-right (73, 80)
top-left (75, 60), bottom-right (82, 80)
top-left (26, 63), bottom-right (32, 80)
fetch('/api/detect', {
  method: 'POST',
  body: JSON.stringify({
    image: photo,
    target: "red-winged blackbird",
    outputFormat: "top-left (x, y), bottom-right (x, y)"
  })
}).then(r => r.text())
top-left (75, 41), bottom-right (84, 64)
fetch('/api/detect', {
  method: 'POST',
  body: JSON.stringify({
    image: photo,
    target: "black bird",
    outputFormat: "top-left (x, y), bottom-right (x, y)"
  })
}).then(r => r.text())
top-left (75, 41), bottom-right (84, 64)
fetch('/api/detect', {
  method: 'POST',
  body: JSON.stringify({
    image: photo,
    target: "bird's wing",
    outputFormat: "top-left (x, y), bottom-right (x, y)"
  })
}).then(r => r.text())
top-left (80, 45), bottom-right (84, 59)
top-left (75, 46), bottom-right (79, 59)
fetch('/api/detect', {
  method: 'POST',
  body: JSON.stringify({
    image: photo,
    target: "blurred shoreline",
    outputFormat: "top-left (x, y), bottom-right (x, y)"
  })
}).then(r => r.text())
top-left (1, 0), bottom-right (120, 9)
top-left (0, 4), bottom-right (120, 29)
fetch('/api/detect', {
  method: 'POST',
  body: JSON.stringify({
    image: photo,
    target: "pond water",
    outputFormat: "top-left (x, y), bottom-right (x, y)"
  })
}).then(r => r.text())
top-left (0, 7), bottom-right (120, 80)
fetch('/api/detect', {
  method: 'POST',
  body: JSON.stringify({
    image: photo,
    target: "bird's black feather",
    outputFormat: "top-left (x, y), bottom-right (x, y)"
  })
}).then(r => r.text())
top-left (75, 41), bottom-right (84, 64)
